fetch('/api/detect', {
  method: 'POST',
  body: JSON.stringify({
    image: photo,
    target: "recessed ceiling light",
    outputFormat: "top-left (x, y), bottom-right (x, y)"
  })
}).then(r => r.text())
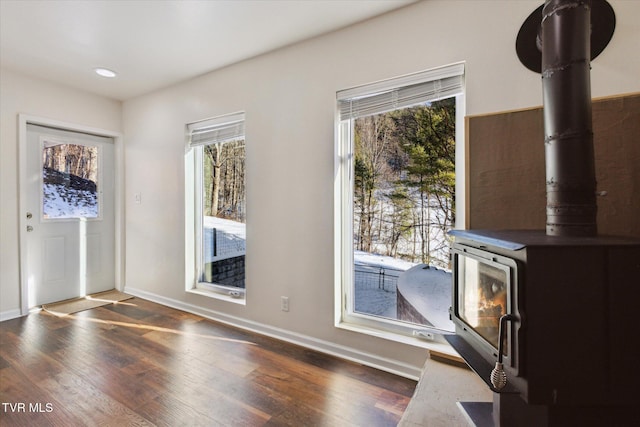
top-left (95, 68), bottom-right (117, 78)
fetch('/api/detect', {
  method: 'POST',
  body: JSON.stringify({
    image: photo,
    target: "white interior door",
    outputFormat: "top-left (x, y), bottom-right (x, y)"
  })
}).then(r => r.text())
top-left (25, 124), bottom-right (115, 306)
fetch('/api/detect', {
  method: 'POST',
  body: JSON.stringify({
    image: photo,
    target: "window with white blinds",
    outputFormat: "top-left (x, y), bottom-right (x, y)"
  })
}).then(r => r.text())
top-left (187, 112), bottom-right (245, 147)
top-left (335, 62), bottom-right (465, 347)
top-left (337, 62), bottom-right (464, 121)
top-left (186, 111), bottom-right (247, 302)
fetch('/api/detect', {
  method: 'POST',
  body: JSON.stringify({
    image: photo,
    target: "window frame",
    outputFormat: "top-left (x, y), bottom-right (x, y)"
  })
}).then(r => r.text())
top-left (335, 64), bottom-right (465, 351)
top-left (185, 112), bottom-right (247, 304)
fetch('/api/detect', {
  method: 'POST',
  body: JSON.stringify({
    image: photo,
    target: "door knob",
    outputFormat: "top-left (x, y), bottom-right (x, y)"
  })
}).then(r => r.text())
top-left (26, 225), bottom-right (33, 232)
top-left (26, 212), bottom-right (33, 219)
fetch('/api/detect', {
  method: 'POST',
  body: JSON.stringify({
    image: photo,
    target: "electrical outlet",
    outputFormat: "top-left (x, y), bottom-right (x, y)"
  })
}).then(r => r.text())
top-left (281, 296), bottom-right (289, 312)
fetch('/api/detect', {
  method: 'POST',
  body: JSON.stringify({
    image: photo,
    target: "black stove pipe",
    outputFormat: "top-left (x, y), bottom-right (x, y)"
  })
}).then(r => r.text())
top-left (541, 0), bottom-right (597, 237)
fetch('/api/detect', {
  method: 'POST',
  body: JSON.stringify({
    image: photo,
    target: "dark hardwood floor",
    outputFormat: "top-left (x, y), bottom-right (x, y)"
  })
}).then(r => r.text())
top-left (0, 297), bottom-right (416, 426)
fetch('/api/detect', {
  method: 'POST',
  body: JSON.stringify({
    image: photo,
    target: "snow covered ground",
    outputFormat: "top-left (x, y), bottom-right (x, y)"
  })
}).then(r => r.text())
top-left (203, 216), bottom-right (246, 262)
top-left (354, 252), bottom-right (415, 319)
top-left (42, 182), bottom-right (98, 218)
top-left (202, 216), bottom-right (451, 328)
top-left (354, 251), bottom-right (453, 329)
top-left (354, 250), bottom-right (417, 270)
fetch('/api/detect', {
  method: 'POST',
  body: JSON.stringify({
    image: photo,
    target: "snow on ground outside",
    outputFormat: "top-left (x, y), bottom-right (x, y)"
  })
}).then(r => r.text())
top-left (204, 216), bottom-right (246, 262)
top-left (354, 250), bottom-right (417, 270)
top-left (354, 251), bottom-right (417, 319)
top-left (43, 183), bottom-right (98, 218)
top-left (361, 188), bottom-right (452, 269)
top-left (204, 216), bottom-right (451, 325)
top-left (204, 216), bottom-right (246, 239)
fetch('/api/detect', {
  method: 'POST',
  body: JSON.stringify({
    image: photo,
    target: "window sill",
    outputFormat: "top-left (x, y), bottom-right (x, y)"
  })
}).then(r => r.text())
top-left (336, 319), bottom-right (459, 358)
top-left (187, 285), bottom-right (246, 305)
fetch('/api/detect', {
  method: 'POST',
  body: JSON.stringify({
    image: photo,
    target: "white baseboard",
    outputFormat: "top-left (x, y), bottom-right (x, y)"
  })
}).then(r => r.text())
top-left (124, 286), bottom-right (422, 380)
top-left (0, 309), bottom-right (23, 322)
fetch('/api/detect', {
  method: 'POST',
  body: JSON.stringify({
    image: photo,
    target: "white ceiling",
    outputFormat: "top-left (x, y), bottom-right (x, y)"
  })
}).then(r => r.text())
top-left (0, 0), bottom-right (415, 101)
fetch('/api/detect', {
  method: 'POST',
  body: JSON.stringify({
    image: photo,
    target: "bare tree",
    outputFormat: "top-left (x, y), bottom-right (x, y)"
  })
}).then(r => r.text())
top-left (204, 140), bottom-right (246, 222)
top-left (352, 99), bottom-right (456, 268)
top-left (42, 143), bottom-right (98, 183)
top-left (353, 114), bottom-right (394, 252)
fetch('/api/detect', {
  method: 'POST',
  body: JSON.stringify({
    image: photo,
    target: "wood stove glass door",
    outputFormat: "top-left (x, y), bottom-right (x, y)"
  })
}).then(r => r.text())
top-left (457, 254), bottom-right (509, 350)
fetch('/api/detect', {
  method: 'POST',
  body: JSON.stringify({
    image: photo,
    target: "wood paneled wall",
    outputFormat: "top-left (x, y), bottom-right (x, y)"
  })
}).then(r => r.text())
top-left (466, 93), bottom-right (640, 237)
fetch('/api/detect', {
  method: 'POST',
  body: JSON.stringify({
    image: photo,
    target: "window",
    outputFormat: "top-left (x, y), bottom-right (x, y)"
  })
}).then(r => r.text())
top-left (186, 112), bottom-right (246, 300)
top-left (41, 139), bottom-right (101, 220)
top-left (336, 63), bottom-right (465, 345)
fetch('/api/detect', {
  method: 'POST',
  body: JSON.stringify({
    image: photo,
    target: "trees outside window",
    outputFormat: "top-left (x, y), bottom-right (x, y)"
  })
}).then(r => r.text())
top-left (337, 64), bottom-right (464, 340)
top-left (41, 142), bottom-right (100, 219)
top-left (187, 113), bottom-right (246, 299)
top-left (353, 99), bottom-right (456, 268)
top-left (203, 140), bottom-right (246, 222)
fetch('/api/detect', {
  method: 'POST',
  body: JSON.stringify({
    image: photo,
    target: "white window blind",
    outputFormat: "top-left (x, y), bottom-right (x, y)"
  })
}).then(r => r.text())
top-left (187, 112), bottom-right (245, 147)
top-left (337, 63), bottom-right (464, 121)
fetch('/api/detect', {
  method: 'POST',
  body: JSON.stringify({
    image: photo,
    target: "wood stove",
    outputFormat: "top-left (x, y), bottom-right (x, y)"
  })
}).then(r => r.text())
top-left (446, 229), bottom-right (640, 426)
top-left (444, 1), bottom-right (640, 424)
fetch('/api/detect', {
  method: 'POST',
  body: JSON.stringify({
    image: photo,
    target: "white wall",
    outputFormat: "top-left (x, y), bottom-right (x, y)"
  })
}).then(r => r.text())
top-left (0, 68), bottom-right (122, 318)
top-left (122, 0), bottom-right (640, 376)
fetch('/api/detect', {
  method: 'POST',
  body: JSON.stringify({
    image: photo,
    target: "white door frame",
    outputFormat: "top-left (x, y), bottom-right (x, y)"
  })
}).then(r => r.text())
top-left (18, 114), bottom-right (125, 315)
